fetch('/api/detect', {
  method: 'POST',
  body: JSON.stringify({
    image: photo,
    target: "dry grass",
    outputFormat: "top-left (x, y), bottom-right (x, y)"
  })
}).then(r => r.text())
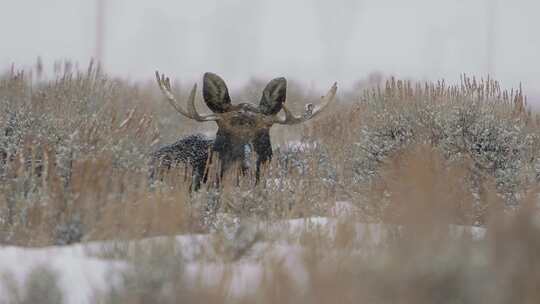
top-left (0, 61), bottom-right (344, 245)
top-left (1, 60), bottom-right (539, 301)
top-left (85, 144), bottom-right (540, 304)
top-left (0, 61), bottom-right (538, 248)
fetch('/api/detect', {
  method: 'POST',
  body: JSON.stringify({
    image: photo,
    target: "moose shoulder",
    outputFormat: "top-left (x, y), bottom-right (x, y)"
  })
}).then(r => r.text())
top-left (150, 72), bottom-right (337, 191)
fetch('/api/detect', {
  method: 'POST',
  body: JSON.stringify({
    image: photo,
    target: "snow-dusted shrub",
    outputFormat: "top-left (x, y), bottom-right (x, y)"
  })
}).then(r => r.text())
top-left (0, 61), bottom-right (160, 244)
top-left (54, 214), bottom-right (84, 245)
top-left (351, 77), bottom-right (539, 206)
top-left (0, 61), bottom-right (159, 181)
top-left (275, 141), bottom-right (337, 185)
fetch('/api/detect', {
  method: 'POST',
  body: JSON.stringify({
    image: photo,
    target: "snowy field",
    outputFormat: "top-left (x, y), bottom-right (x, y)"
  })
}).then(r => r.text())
top-left (0, 208), bottom-right (487, 304)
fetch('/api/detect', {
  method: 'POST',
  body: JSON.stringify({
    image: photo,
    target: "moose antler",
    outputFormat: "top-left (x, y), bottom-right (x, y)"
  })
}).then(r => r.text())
top-left (155, 71), bottom-right (219, 122)
top-left (273, 82), bottom-right (337, 125)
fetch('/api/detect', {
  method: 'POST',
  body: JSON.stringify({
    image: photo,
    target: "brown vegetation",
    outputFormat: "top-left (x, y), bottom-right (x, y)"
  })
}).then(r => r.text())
top-left (1, 60), bottom-right (540, 303)
top-left (1, 61), bottom-right (538, 246)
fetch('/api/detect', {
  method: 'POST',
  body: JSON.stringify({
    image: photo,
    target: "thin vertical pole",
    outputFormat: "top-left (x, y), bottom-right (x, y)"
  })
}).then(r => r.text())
top-left (486, 0), bottom-right (497, 76)
top-left (95, 0), bottom-right (105, 66)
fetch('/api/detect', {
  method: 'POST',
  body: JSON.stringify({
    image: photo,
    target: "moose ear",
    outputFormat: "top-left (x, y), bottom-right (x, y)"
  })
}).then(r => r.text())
top-left (259, 77), bottom-right (286, 115)
top-left (203, 72), bottom-right (232, 113)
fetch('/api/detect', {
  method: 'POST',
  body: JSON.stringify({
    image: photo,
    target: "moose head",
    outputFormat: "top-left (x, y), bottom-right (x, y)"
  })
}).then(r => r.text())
top-left (154, 71), bottom-right (337, 186)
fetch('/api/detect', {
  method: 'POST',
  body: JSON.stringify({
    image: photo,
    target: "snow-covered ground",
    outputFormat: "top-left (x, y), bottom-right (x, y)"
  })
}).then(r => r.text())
top-left (0, 244), bottom-right (125, 303)
top-left (0, 211), bottom-right (486, 304)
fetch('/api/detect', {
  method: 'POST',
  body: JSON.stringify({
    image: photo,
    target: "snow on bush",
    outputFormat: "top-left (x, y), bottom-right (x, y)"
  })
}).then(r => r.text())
top-left (350, 77), bottom-right (539, 206)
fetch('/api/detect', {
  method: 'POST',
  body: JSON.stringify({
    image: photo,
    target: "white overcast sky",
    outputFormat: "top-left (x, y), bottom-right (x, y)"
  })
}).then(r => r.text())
top-left (0, 0), bottom-right (539, 98)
